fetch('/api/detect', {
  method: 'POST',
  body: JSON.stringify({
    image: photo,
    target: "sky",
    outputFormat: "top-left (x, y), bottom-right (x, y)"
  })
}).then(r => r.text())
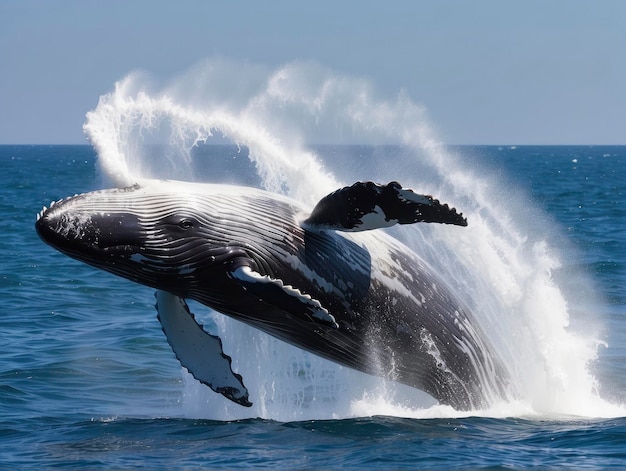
top-left (1, 0), bottom-right (624, 145)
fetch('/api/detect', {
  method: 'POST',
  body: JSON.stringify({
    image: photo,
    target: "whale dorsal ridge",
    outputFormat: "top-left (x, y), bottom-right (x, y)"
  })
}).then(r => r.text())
top-left (304, 181), bottom-right (468, 231)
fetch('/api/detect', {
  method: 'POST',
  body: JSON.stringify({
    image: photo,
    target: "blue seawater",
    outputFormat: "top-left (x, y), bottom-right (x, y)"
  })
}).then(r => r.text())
top-left (1, 145), bottom-right (625, 469)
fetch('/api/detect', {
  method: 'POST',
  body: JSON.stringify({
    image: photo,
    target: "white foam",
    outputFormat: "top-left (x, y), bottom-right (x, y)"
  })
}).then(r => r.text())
top-left (83, 59), bottom-right (625, 420)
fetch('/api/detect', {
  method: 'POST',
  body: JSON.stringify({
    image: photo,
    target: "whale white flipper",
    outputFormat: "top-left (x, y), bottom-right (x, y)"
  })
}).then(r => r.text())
top-left (230, 265), bottom-right (339, 329)
top-left (304, 181), bottom-right (468, 231)
top-left (155, 290), bottom-right (251, 407)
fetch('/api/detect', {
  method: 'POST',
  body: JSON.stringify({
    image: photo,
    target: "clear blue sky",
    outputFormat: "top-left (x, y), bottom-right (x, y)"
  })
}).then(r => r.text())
top-left (1, 0), bottom-right (624, 145)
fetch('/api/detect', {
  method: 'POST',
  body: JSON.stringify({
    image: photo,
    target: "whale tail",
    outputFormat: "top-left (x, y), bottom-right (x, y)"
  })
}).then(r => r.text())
top-left (304, 181), bottom-right (467, 232)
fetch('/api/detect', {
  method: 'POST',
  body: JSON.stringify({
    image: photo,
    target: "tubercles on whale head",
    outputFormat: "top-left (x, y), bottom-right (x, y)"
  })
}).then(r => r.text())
top-left (35, 191), bottom-right (147, 282)
top-left (37, 187), bottom-right (138, 245)
top-left (35, 183), bottom-right (250, 293)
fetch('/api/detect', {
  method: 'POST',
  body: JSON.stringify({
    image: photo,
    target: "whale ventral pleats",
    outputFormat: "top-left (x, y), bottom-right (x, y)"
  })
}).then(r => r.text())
top-left (304, 181), bottom-right (468, 232)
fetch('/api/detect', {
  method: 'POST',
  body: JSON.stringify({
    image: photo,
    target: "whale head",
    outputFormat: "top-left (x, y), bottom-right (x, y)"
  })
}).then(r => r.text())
top-left (35, 181), bottom-right (264, 295)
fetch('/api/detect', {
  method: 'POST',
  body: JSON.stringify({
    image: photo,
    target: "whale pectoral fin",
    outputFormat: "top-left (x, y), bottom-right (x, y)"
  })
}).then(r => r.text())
top-left (304, 181), bottom-right (468, 231)
top-left (230, 266), bottom-right (339, 329)
top-left (155, 290), bottom-right (252, 407)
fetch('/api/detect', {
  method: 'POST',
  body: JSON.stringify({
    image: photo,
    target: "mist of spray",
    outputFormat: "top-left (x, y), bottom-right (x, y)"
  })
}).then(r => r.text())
top-left (84, 59), bottom-right (622, 420)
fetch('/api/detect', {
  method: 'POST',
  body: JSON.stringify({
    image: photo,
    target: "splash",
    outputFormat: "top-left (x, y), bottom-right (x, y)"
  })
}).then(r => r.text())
top-left (83, 59), bottom-right (622, 420)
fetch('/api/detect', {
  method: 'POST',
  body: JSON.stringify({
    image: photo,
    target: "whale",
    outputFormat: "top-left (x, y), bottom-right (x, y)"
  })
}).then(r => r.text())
top-left (36, 180), bottom-right (509, 410)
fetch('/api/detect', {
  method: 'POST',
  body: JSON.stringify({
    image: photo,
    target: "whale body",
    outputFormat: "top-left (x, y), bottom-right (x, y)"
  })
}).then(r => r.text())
top-left (36, 180), bottom-right (508, 409)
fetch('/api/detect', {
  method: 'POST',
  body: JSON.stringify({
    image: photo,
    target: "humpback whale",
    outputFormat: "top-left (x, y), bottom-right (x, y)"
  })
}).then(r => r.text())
top-left (36, 180), bottom-right (508, 410)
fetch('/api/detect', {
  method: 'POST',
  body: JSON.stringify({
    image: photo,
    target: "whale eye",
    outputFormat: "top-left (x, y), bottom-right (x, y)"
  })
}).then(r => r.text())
top-left (178, 218), bottom-right (194, 230)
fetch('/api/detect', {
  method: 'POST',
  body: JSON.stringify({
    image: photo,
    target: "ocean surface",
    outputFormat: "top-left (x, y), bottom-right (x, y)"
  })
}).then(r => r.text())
top-left (1, 143), bottom-right (625, 469)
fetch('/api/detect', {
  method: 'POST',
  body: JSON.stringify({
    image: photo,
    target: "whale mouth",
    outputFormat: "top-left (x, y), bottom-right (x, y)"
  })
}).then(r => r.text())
top-left (36, 202), bottom-right (144, 260)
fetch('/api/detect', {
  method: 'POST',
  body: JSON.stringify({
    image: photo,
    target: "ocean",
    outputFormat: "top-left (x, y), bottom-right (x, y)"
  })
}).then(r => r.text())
top-left (1, 60), bottom-right (625, 469)
top-left (1, 143), bottom-right (625, 469)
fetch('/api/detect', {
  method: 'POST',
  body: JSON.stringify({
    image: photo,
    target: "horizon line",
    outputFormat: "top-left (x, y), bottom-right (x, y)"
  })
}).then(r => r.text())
top-left (1, 143), bottom-right (625, 147)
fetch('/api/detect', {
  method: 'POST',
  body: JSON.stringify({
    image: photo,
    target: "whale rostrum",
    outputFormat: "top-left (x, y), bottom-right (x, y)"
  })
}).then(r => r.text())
top-left (36, 180), bottom-right (509, 410)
